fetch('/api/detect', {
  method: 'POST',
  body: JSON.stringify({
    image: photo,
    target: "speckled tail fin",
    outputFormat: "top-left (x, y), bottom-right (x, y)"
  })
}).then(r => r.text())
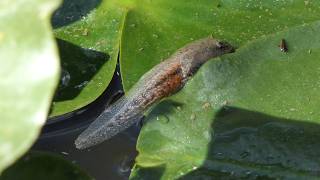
top-left (74, 96), bottom-right (143, 149)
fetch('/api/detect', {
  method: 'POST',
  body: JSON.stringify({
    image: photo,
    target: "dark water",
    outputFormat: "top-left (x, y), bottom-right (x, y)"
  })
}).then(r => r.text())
top-left (32, 69), bottom-right (140, 180)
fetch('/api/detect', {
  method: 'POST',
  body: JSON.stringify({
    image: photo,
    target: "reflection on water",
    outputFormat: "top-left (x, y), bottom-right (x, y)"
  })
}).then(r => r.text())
top-left (117, 155), bottom-right (136, 178)
top-left (60, 69), bottom-right (71, 88)
top-left (33, 125), bottom-right (139, 180)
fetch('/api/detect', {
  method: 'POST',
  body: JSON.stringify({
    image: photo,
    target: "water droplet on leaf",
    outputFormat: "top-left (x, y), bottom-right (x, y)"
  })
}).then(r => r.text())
top-left (74, 81), bottom-right (89, 89)
top-left (190, 113), bottom-right (196, 121)
top-left (130, 24), bottom-right (136, 28)
top-left (156, 115), bottom-right (169, 124)
top-left (138, 47), bottom-right (144, 52)
top-left (82, 28), bottom-right (88, 36)
top-left (202, 102), bottom-right (211, 109)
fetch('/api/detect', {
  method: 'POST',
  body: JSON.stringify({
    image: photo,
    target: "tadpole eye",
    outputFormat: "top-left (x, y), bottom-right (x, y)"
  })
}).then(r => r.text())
top-left (216, 41), bottom-right (223, 48)
top-left (216, 41), bottom-right (227, 49)
top-left (216, 41), bottom-right (234, 52)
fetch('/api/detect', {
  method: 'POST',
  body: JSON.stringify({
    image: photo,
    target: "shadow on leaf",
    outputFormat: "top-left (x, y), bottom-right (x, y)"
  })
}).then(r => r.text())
top-left (51, 0), bottom-right (102, 29)
top-left (180, 106), bottom-right (320, 179)
top-left (53, 38), bottom-right (109, 102)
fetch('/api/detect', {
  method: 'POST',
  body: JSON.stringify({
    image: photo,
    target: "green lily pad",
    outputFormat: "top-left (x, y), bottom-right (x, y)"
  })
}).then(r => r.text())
top-left (0, 152), bottom-right (92, 180)
top-left (120, 0), bottom-right (320, 91)
top-left (0, 0), bottom-right (61, 174)
top-left (130, 21), bottom-right (320, 179)
top-left (50, 0), bottom-right (320, 115)
top-left (50, 0), bottom-right (127, 116)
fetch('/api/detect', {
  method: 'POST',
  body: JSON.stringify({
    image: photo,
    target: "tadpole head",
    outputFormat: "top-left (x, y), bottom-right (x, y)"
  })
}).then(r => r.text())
top-left (215, 40), bottom-right (235, 53)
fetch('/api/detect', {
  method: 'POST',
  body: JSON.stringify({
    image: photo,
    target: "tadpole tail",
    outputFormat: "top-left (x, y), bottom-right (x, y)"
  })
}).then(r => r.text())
top-left (74, 96), bottom-right (143, 149)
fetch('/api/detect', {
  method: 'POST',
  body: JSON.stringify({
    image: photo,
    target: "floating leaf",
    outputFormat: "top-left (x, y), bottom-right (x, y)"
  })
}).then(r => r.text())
top-left (0, 0), bottom-right (61, 174)
top-left (50, 0), bottom-right (127, 116)
top-left (131, 21), bottom-right (320, 179)
top-left (50, 0), bottom-right (320, 116)
top-left (120, 0), bottom-right (320, 91)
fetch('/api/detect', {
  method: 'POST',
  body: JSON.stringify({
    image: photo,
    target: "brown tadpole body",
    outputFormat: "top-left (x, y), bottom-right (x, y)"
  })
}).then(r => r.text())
top-left (75, 37), bottom-right (234, 149)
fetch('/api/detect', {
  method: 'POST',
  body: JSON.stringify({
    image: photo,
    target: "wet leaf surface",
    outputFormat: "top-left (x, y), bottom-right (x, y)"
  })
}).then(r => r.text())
top-left (43, 0), bottom-right (320, 178)
top-left (120, 0), bottom-right (320, 91)
top-left (131, 21), bottom-right (320, 179)
top-left (51, 0), bottom-right (320, 116)
top-left (50, 0), bottom-right (126, 116)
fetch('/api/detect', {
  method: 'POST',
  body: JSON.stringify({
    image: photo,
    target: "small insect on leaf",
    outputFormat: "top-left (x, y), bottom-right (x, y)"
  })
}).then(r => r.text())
top-left (279, 39), bottom-right (288, 52)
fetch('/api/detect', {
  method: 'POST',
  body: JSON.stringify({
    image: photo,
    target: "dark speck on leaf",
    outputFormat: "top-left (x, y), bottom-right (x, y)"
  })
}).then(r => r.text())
top-left (279, 39), bottom-right (288, 53)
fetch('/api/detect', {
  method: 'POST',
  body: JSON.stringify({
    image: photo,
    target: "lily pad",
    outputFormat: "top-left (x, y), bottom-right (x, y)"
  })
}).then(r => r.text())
top-left (50, 0), bottom-right (127, 116)
top-left (120, 0), bottom-right (320, 91)
top-left (0, 152), bottom-right (92, 180)
top-left (130, 21), bottom-right (320, 179)
top-left (50, 0), bottom-right (320, 115)
top-left (0, 0), bottom-right (60, 174)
